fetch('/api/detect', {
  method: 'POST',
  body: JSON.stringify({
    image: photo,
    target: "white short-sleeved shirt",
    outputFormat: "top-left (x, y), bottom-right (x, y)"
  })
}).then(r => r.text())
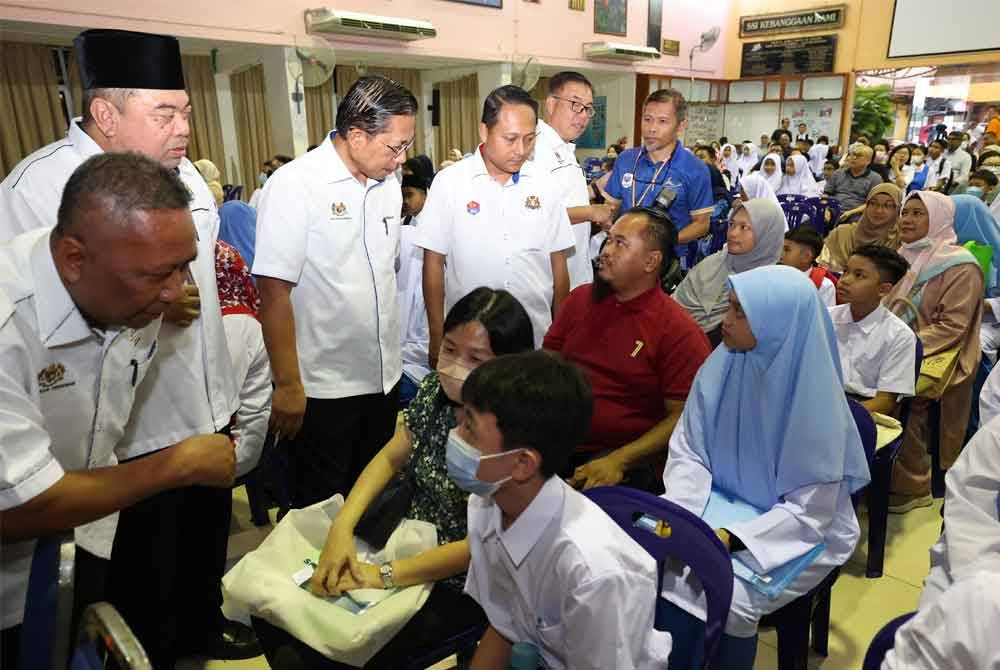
top-left (252, 133), bottom-right (402, 398)
top-left (828, 304), bottom-right (917, 399)
top-left (0, 228), bottom-right (160, 628)
top-left (464, 477), bottom-right (672, 669)
top-left (415, 150), bottom-right (575, 347)
top-left (924, 156), bottom-right (953, 191)
top-left (398, 217), bottom-right (431, 384)
top-left (533, 120), bottom-right (593, 289)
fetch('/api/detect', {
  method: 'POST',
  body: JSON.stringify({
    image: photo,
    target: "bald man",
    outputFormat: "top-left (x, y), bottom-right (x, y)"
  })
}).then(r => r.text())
top-left (0, 153), bottom-right (235, 666)
top-left (825, 144), bottom-right (885, 221)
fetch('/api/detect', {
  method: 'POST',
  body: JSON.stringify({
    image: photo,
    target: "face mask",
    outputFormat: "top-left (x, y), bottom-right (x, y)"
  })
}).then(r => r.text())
top-left (875, 151), bottom-right (888, 163)
top-left (961, 140), bottom-right (969, 150)
top-left (912, 155), bottom-right (925, 165)
top-left (437, 354), bottom-right (474, 402)
top-left (445, 429), bottom-right (523, 498)
top-left (966, 186), bottom-right (985, 199)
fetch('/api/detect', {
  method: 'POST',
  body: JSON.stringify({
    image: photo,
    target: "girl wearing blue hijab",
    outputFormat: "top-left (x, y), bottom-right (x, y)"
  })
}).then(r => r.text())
top-left (658, 265), bottom-right (870, 667)
top-left (219, 200), bottom-right (258, 272)
top-left (952, 193), bottom-right (1000, 294)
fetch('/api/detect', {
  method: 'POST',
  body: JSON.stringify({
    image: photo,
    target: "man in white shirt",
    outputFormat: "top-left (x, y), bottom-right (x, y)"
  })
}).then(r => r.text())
top-left (454, 352), bottom-right (672, 669)
top-left (532, 71), bottom-right (614, 289)
top-left (0, 154), bottom-right (235, 667)
top-left (923, 139), bottom-right (953, 192)
top-left (0, 29), bottom-right (249, 666)
top-left (254, 75), bottom-right (415, 511)
top-left (944, 130), bottom-right (973, 192)
top-left (829, 245), bottom-right (916, 417)
top-left (419, 85), bottom-right (574, 359)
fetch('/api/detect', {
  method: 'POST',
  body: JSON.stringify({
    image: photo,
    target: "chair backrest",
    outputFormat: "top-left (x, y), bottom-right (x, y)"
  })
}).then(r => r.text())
top-left (862, 611), bottom-right (916, 670)
top-left (71, 603), bottom-right (152, 670)
top-left (806, 196), bottom-right (842, 235)
top-left (19, 534), bottom-right (75, 670)
top-left (848, 397), bottom-right (878, 467)
top-left (779, 194), bottom-right (810, 206)
top-left (583, 486), bottom-right (734, 670)
top-left (225, 184), bottom-right (244, 202)
top-left (782, 202), bottom-right (817, 231)
top-left (708, 215), bottom-right (729, 255)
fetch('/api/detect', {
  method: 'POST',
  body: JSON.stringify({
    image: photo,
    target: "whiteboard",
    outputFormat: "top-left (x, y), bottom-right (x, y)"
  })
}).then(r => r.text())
top-left (724, 102), bottom-right (781, 145)
top-left (682, 104), bottom-right (726, 146)
top-left (889, 0), bottom-right (1000, 57)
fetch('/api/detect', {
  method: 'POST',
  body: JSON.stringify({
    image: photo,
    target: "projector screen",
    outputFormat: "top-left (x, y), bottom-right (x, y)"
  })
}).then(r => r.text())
top-left (888, 0), bottom-right (1000, 57)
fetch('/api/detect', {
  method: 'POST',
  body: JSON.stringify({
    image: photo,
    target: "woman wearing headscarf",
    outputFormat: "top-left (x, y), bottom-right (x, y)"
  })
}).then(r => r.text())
top-left (886, 191), bottom-right (983, 513)
top-left (952, 194), bottom-right (1000, 293)
top-left (673, 198), bottom-right (786, 344)
top-left (777, 154), bottom-right (820, 197)
top-left (737, 173), bottom-right (783, 211)
top-left (757, 152), bottom-right (784, 193)
top-left (818, 183), bottom-right (902, 273)
top-left (658, 265), bottom-right (870, 668)
top-left (721, 143), bottom-right (741, 183)
top-left (737, 142), bottom-right (759, 179)
top-left (194, 158), bottom-right (224, 206)
top-left (808, 140), bottom-right (829, 178)
top-left (218, 201), bottom-right (258, 273)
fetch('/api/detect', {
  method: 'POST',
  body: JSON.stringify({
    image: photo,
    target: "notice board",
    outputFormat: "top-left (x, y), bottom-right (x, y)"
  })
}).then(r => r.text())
top-left (740, 35), bottom-right (837, 77)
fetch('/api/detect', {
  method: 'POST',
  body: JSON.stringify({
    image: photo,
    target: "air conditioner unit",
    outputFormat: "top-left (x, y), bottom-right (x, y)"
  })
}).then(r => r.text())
top-left (305, 9), bottom-right (437, 41)
top-left (583, 41), bottom-right (661, 62)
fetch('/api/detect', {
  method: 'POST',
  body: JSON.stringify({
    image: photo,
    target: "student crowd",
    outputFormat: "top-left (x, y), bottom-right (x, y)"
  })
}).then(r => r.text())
top-left (2, 26), bottom-right (1000, 670)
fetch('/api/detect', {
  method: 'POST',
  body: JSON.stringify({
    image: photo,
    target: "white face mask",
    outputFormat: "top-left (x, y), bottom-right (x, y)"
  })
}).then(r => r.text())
top-left (912, 155), bottom-right (925, 165)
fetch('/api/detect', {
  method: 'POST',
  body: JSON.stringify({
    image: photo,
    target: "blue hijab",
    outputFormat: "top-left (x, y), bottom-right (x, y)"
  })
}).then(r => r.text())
top-left (218, 201), bottom-right (257, 272)
top-left (682, 265), bottom-right (870, 511)
top-left (952, 193), bottom-right (1000, 291)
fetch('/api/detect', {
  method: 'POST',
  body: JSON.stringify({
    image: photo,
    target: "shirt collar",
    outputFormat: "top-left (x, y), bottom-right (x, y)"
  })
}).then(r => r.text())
top-left (473, 145), bottom-right (523, 184)
top-left (833, 303), bottom-right (886, 335)
top-left (487, 476), bottom-right (565, 568)
top-left (639, 140), bottom-right (682, 167)
top-left (30, 230), bottom-right (94, 348)
top-left (324, 131), bottom-right (384, 186)
top-left (536, 119), bottom-right (577, 157)
top-left (68, 118), bottom-right (106, 160)
top-left (603, 284), bottom-right (663, 313)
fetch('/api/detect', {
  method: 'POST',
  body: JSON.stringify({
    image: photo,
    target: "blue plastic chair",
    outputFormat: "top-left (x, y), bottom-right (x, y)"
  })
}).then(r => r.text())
top-left (757, 398), bottom-right (875, 670)
top-left (806, 197), bottom-right (842, 235)
top-left (71, 603), bottom-right (152, 670)
top-left (708, 215), bottom-right (729, 255)
top-left (19, 533), bottom-right (75, 670)
top-left (583, 486), bottom-right (734, 670)
top-left (862, 611), bottom-right (916, 670)
top-left (866, 338), bottom-right (924, 577)
top-left (781, 201), bottom-right (819, 232)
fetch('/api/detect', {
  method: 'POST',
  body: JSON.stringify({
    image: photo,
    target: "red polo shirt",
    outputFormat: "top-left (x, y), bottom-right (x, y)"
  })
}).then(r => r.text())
top-left (544, 283), bottom-right (711, 453)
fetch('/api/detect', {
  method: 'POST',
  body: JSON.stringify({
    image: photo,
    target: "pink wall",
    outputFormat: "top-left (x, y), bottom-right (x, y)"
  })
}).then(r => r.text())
top-left (4, 0), bottom-right (732, 77)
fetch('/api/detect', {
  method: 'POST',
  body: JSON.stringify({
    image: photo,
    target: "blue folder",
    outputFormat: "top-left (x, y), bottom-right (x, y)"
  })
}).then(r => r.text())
top-left (702, 488), bottom-right (826, 600)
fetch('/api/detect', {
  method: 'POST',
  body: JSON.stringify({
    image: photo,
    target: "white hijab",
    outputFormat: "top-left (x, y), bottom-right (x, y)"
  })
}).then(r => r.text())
top-left (777, 154), bottom-right (820, 197)
top-left (808, 143), bottom-right (829, 175)
top-left (737, 143), bottom-right (759, 177)
top-left (721, 144), bottom-right (741, 177)
top-left (758, 152), bottom-right (784, 192)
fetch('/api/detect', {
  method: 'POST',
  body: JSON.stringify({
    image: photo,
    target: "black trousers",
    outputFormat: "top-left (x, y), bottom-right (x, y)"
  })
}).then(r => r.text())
top-left (286, 386), bottom-right (400, 509)
top-left (2, 624), bottom-right (21, 669)
top-left (107, 471), bottom-right (233, 669)
top-left (251, 587), bottom-right (486, 669)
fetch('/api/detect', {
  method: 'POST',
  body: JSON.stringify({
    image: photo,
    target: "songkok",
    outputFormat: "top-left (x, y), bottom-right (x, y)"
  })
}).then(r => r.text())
top-left (73, 29), bottom-right (185, 90)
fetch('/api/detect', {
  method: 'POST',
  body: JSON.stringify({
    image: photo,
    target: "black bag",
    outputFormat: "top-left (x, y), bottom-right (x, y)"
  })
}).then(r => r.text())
top-left (353, 460), bottom-right (416, 550)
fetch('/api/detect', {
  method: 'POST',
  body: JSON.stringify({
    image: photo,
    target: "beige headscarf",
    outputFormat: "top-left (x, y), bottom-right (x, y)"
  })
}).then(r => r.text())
top-left (820, 183), bottom-right (902, 272)
top-left (194, 158), bottom-right (224, 206)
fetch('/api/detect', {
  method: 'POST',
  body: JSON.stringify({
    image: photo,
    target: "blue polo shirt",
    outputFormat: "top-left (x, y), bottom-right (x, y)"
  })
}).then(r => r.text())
top-left (605, 141), bottom-right (714, 234)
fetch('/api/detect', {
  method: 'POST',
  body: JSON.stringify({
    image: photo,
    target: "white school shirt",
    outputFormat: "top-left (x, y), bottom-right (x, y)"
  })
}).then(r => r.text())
top-left (660, 420), bottom-right (861, 637)
top-left (398, 216), bottom-right (431, 385)
top-left (828, 304), bottom-right (917, 399)
top-left (223, 313), bottom-right (271, 478)
top-left (943, 148), bottom-right (973, 187)
top-left (532, 119), bottom-right (593, 288)
top-left (415, 150), bottom-right (575, 347)
top-left (923, 156), bottom-right (953, 191)
top-left (885, 561), bottom-right (1000, 670)
top-left (919, 414), bottom-right (1000, 609)
top-left (0, 228), bottom-right (160, 629)
top-left (464, 477), bottom-right (672, 669)
top-left (252, 133), bottom-right (402, 398)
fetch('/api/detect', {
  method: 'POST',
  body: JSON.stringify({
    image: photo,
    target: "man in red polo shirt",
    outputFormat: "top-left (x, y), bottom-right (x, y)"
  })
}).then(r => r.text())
top-left (544, 207), bottom-right (711, 491)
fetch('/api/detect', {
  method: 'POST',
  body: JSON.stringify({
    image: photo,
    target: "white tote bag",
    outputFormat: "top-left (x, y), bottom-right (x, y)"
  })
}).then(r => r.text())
top-left (222, 494), bottom-right (437, 666)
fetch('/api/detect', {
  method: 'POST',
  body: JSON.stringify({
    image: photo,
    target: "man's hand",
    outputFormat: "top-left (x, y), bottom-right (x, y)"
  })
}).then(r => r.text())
top-left (590, 204), bottom-right (615, 232)
top-left (163, 283), bottom-right (201, 327)
top-left (170, 433), bottom-right (236, 487)
top-left (311, 525), bottom-right (363, 597)
top-left (270, 382), bottom-right (307, 440)
top-left (567, 454), bottom-right (627, 490)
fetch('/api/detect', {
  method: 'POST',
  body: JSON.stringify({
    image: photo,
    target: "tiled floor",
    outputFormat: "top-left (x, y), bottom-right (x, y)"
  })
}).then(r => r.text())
top-left (178, 488), bottom-right (944, 669)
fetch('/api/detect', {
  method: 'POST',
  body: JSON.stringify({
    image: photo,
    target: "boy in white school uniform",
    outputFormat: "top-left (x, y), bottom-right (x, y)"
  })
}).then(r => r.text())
top-left (452, 351), bottom-right (672, 670)
top-left (828, 245), bottom-right (917, 417)
top-left (780, 227), bottom-right (838, 307)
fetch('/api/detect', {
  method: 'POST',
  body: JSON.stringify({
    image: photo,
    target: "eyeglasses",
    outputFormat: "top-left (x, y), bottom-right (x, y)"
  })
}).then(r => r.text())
top-left (868, 201), bottom-right (897, 211)
top-left (383, 139), bottom-right (414, 158)
top-left (551, 96), bottom-right (597, 118)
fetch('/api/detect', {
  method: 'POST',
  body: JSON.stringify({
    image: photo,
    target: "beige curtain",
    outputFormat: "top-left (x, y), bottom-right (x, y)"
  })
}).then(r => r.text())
top-left (230, 65), bottom-right (273, 199)
top-left (334, 66), bottom-right (425, 156)
top-left (1, 42), bottom-right (66, 177)
top-left (181, 55), bottom-right (227, 182)
top-left (529, 77), bottom-right (550, 112)
top-left (435, 74), bottom-right (480, 164)
top-left (305, 78), bottom-right (334, 147)
top-left (67, 52), bottom-right (83, 119)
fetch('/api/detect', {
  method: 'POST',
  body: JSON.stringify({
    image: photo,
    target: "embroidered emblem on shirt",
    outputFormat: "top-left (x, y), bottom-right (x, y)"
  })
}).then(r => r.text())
top-left (631, 340), bottom-right (645, 358)
top-left (467, 201), bottom-right (481, 215)
top-left (525, 195), bottom-right (541, 210)
top-left (622, 172), bottom-right (634, 188)
top-left (38, 363), bottom-right (73, 392)
top-left (332, 202), bottom-right (348, 217)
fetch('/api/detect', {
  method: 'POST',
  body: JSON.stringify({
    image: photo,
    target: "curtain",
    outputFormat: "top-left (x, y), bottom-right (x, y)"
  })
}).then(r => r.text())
top-left (305, 78), bottom-right (334, 147)
top-left (334, 66), bottom-right (425, 157)
top-left (529, 77), bottom-right (550, 112)
top-left (182, 55), bottom-right (227, 182)
top-left (67, 52), bottom-right (83, 119)
top-left (230, 65), bottom-right (273, 200)
top-left (1, 42), bottom-right (66, 177)
top-left (435, 74), bottom-right (480, 163)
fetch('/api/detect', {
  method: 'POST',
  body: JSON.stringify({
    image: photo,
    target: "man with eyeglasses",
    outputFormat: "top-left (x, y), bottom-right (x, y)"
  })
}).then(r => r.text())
top-left (254, 75), bottom-right (415, 513)
top-left (532, 71), bottom-right (614, 289)
top-left (0, 29), bottom-right (254, 666)
top-left (825, 143), bottom-right (885, 223)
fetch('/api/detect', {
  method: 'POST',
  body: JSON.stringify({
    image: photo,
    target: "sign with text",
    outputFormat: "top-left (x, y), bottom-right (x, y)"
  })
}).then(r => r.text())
top-left (740, 35), bottom-right (837, 77)
top-left (739, 5), bottom-right (846, 37)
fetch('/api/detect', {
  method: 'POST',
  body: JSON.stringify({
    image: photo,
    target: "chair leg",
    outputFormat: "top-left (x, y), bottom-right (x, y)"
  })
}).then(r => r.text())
top-left (775, 597), bottom-right (811, 670)
top-left (928, 401), bottom-right (945, 499)
top-left (866, 452), bottom-right (895, 578)
top-left (810, 584), bottom-right (832, 656)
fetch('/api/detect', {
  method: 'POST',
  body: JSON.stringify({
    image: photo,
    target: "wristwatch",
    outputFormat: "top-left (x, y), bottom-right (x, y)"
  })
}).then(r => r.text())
top-left (379, 562), bottom-right (395, 589)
